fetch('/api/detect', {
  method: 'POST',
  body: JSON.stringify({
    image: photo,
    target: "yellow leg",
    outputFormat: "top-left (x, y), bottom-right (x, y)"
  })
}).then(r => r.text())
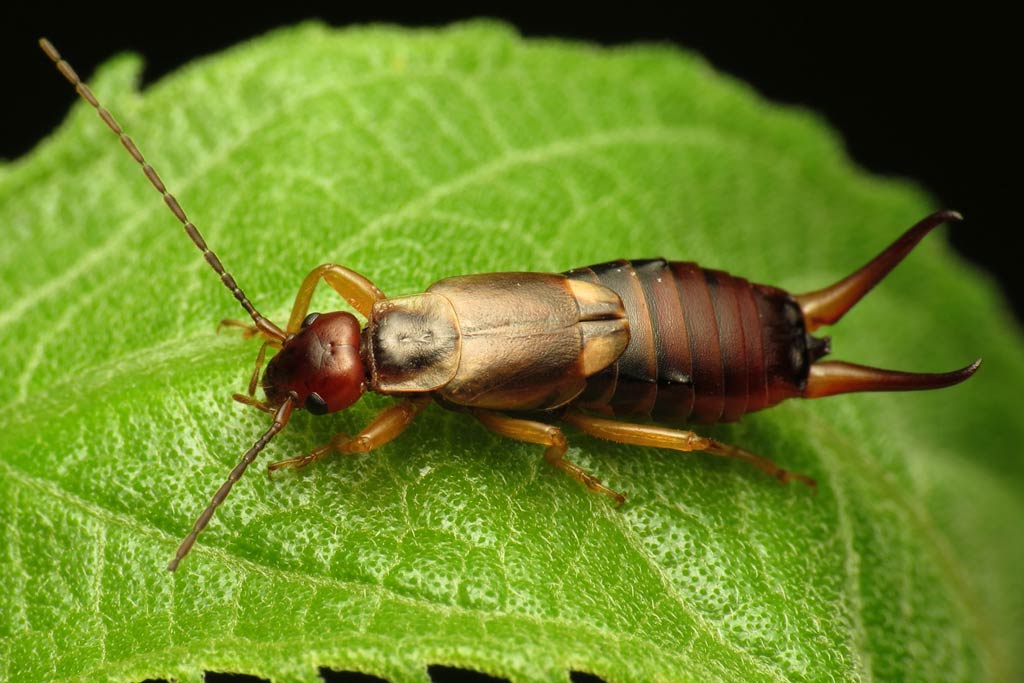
top-left (217, 318), bottom-right (284, 345)
top-left (268, 397), bottom-right (430, 473)
top-left (217, 318), bottom-right (259, 339)
top-left (562, 410), bottom-right (816, 488)
top-left (474, 410), bottom-right (626, 505)
top-left (231, 393), bottom-right (274, 414)
top-left (285, 264), bottom-right (386, 334)
top-left (241, 341), bottom-right (272, 396)
top-left (216, 331), bottom-right (275, 398)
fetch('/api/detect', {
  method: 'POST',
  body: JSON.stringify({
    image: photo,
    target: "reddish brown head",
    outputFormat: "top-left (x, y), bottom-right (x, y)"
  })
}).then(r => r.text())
top-left (263, 311), bottom-right (366, 414)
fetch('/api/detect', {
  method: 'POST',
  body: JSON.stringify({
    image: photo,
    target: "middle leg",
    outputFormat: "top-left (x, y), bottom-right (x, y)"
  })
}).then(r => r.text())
top-left (473, 410), bottom-right (625, 505)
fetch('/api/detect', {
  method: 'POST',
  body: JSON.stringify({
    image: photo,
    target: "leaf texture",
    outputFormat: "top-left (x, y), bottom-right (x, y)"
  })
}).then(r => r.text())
top-left (1, 21), bottom-right (1022, 683)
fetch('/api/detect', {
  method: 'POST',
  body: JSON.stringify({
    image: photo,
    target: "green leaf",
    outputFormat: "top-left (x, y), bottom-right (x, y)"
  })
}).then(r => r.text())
top-left (2, 21), bottom-right (1022, 683)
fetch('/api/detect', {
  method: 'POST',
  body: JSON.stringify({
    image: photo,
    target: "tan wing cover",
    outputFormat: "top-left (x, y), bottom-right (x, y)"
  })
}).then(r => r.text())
top-left (428, 273), bottom-right (629, 410)
top-left (367, 273), bottom-right (629, 408)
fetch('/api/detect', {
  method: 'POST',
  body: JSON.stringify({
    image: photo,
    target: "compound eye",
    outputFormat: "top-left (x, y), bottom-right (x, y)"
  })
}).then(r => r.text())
top-left (301, 312), bottom-right (321, 329)
top-left (305, 392), bottom-right (328, 415)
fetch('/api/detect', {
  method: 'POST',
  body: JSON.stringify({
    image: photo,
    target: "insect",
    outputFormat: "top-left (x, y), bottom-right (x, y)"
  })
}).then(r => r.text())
top-left (41, 39), bottom-right (981, 572)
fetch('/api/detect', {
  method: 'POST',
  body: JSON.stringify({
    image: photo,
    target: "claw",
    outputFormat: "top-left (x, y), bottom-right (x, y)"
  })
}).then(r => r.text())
top-left (580, 473), bottom-right (626, 506)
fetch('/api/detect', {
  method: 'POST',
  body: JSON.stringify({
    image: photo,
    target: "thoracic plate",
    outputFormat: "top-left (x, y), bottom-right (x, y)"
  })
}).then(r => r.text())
top-left (366, 292), bottom-right (462, 392)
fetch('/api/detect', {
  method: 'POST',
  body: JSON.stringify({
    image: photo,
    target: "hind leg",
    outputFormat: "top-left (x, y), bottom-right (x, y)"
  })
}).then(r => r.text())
top-left (562, 409), bottom-right (816, 489)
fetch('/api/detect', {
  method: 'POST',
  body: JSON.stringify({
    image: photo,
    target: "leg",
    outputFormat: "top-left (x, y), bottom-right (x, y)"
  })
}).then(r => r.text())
top-left (232, 393), bottom-right (274, 414)
top-left (562, 410), bottom-right (816, 489)
top-left (268, 396), bottom-right (430, 472)
top-left (216, 318), bottom-right (284, 344)
top-left (215, 339), bottom-right (273, 400)
top-left (244, 341), bottom-right (272, 396)
top-left (217, 318), bottom-right (259, 339)
top-left (285, 264), bottom-right (386, 334)
top-left (473, 410), bottom-right (625, 505)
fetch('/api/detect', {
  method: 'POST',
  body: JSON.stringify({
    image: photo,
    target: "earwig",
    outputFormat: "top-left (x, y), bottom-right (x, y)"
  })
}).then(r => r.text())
top-left (41, 39), bottom-right (981, 572)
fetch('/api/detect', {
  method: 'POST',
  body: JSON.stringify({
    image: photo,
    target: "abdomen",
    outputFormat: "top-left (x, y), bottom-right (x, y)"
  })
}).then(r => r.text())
top-left (565, 259), bottom-right (817, 423)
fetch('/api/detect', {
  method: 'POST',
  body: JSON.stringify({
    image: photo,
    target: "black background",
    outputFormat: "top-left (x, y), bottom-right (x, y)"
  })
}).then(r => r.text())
top-left (2, 6), bottom-right (1019, 683)
top-left (4, 6), bottom-right (1020, 322)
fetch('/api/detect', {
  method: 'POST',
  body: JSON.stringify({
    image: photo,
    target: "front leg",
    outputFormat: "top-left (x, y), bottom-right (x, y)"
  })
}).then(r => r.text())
top-left (268, 396), bottom-right (431, 473)
top-left (285, 264), bottom-right (386, 334)
top-left (216, 319), bottom-right (285, 346)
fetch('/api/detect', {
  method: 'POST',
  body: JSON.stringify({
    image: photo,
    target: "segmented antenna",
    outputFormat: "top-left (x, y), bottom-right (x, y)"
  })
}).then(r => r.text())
top-left (39, 38), bottom-right (285, 342)
top-left (40, 38), bottom-right (294, 571)
top-left (166, 398), bottom-right (294, 572)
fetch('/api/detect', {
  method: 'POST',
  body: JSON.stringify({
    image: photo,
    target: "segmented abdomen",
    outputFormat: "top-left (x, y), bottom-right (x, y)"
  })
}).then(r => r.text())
top-left (565, 259), bottom-right (812, 423)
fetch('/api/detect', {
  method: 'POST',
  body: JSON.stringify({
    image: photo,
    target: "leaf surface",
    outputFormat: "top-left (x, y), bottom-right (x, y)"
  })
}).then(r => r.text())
top-left (1, 22), bottom-right (1022, 683)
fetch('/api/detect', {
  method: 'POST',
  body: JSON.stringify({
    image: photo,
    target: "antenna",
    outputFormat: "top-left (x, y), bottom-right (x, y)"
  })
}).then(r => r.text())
top-left (166, 398), bottom-right (294, 571)
top-left (38, 38), bottom-right (285, 343)
top-left (40, 38), bottom-right (295, 570)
